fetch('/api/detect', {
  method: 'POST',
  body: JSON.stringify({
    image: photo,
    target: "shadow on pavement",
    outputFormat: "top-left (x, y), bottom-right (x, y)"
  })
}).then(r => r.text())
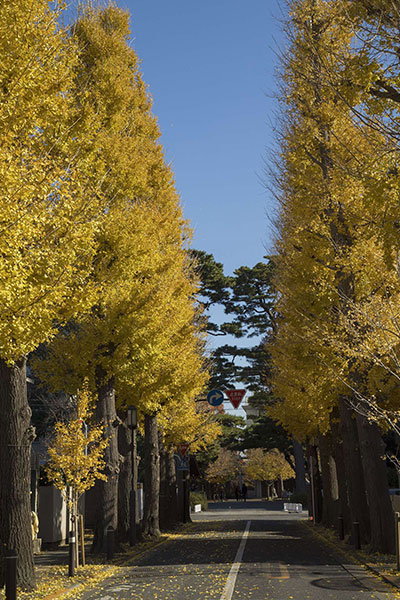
top-left (35, 549), bottom-right (68, 566)
top-left (310, 576), bottom-right (390, 593)
top-left (126, 518), bottom-right (393, 594)
top-left (207, 500), bottom-right (285, 511)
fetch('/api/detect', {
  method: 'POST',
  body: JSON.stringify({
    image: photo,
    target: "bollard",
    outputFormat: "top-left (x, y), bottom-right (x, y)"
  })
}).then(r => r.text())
top-left (353, 521), bottom-right (361, 550)
top-left (5, 550), bottom-right (17, 600)
top-left (68, 530), bottom-right (76, 577)
top-left (338, 516), bottom-right (344, 540)
top-left (107, 526), bottom-right (115, 561)
top-left (396, 512), bottom-right (400, 571)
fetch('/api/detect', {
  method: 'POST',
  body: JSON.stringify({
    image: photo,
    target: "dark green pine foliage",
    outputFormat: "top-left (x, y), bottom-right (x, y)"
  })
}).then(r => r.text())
top-left (189, 249), bottom-right (233, 336)
top-left (191, 250), bottom-right (277, 401)
top-left (224, 260), bottom-right (277, 337)
top-left (191, 250), bottom-right (292, 456)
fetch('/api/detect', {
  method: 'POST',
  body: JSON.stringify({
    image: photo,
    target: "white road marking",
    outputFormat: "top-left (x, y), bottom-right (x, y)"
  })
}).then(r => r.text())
top-left (220, 520), bottom-right (251, 600)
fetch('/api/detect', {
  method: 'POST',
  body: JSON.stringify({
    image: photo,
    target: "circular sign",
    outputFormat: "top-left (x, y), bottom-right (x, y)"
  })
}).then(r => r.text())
top-left (207, 389), bottom-right (224, 407)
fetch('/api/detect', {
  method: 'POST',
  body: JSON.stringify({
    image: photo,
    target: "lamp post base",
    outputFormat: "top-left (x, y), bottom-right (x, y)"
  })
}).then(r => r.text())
top-left (129, 489), bottom-right (136, 546)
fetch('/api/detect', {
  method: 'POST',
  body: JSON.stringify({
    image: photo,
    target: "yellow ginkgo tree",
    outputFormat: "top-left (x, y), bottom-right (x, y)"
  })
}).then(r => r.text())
top-left (270, 0), bottom-right (398, 552)
top-left (33, 3), bottom-right (214, 547)
top-left (245, 449), bottom-right (294, 499)
top-left (205, 448), bottom-right (241, 489)
top-left (0, 0), bottom-right (111, 589)
top-left (46, 383), bottom-right (109, 534)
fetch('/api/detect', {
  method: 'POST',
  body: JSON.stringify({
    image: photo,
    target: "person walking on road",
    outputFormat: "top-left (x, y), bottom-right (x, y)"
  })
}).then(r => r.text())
top-left (242, 483), bottom-right (248, 501)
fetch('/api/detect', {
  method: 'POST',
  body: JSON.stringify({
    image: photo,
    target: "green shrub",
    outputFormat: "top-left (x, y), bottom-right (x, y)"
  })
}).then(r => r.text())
top-left (190, 491), bottom-right (208, 511)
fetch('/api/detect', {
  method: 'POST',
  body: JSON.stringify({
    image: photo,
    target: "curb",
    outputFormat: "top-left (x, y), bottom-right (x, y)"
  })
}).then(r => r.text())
top-left (41, 566), bottom-right (115, 600)
top-left (302, 520), bottom-right (400, 592)
top-left (42, 581), bottom-right (99, 600)
top-left (364, 563), bottom-right (400, 591)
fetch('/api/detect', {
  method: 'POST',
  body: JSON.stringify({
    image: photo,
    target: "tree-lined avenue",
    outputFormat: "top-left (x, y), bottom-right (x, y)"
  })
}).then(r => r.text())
top-left (79, 502), bottom-right (394, 600)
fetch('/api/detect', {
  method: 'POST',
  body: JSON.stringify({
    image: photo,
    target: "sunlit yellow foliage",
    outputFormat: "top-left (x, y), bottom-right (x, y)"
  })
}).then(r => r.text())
top-left (244, 448), bottom-right (294, 483)
top-left (34, 4), bottom-right (211, 450)
top-left (46, 382), bottom-right (108, 507)
top-left (160, 399), bottom-right (221, 453)
top-left (72, 2), bottom-right (161, 203)
top-left (269, 0), bottom-right (400, 439)
top-left (0, 1), bottom-right (108, 362)
top-left (205, 448), bottom-right (240, 486)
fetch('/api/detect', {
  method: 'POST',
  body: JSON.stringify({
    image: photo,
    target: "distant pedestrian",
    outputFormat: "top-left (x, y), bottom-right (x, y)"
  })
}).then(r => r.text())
top-left (242, 483), bottom-right (248, 501)
top-left (235, 486), bottom-right (240, 501)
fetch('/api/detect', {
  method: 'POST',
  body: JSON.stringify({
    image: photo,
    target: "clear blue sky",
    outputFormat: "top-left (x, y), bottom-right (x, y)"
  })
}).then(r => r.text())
top-left (114, 1), bottom-right (286, 414)
top-left (120, 0), bottom-right (285, 276)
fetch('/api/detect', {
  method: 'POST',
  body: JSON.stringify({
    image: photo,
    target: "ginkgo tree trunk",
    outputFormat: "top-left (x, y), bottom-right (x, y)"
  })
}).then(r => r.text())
top-left (142, 413), bottom-right (161, 538)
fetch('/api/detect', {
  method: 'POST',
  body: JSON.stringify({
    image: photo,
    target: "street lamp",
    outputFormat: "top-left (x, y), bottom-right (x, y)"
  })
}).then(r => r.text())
top-left (127, 406), bottom-right (137, 546)
top-left (127, 406), bottom-right (137, 430)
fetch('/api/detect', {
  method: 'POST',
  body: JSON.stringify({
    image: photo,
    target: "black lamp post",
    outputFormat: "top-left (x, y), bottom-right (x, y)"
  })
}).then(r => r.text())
top-left (127, 406), bottom-right (138, 546)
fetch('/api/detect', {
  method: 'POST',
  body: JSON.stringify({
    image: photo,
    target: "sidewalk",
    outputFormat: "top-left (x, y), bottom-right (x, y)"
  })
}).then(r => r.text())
top-left (305, 520), bottom-right (400, 592)
top-left (0, 533), bottom-right (175, 600)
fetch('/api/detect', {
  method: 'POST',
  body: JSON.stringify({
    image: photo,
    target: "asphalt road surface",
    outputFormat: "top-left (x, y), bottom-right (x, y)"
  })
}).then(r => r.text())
top-left (80, 500), bottom-right (397, 600)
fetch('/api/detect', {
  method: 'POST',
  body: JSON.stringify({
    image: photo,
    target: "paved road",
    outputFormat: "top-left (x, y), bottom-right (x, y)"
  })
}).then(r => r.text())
top-left (80, 500), bottom-right (396, 599)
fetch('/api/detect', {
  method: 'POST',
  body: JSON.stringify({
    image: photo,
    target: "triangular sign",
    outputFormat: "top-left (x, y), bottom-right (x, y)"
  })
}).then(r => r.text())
top-left (179, 443), bottom-right (190, 457)
top-left (226, 389), bottom-right (246, 409)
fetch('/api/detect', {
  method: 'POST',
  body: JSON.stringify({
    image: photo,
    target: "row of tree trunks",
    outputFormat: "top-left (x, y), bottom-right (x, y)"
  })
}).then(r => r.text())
top-left (98, 408), bottom-right (183, 549)
top-left (96, 406), bottom-right (182, 550)
top-left (312, 401), bottom-right (394, 554)
top-left (0, 362), bottom-right (178, 589)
